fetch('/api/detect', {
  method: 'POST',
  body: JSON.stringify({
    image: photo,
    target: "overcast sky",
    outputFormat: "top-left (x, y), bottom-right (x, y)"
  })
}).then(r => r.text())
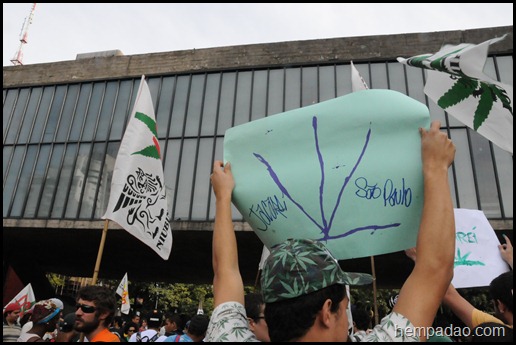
top-left (3, 3), bottom-right (513, 67)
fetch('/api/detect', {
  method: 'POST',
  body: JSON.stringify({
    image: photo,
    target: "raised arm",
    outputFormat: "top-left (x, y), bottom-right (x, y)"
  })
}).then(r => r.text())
top-left (210, 160), bottom-right (245, 307)
top-left (499, 234), bottom-right (513, 270)
top-left (393, 120), bottom-right (456, 339)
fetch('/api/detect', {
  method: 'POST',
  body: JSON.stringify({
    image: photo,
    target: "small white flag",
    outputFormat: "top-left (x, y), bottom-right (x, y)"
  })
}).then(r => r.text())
top-left (397, 34), bottom-right (513, 154)
top-left (197, 299), bottom-right (204, 315)
top-left (3, 283), bottom-right (36, 316)
top-left (258, 245), bottom-right (270, 270)
top-left (116, 273), bottom-right (131, 314)
top-left (351, 61), bottom-right (369, 92)
top-left (102, 75), bottom-right (173, 259)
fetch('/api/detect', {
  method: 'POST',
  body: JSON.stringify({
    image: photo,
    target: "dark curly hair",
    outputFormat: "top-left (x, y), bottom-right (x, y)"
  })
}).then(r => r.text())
top-left (265, 283), bottom-right (346, 342)
top-left (489, 271), bottom-right (513, 313)
top-left (76, 285), bottom-right (117, 327)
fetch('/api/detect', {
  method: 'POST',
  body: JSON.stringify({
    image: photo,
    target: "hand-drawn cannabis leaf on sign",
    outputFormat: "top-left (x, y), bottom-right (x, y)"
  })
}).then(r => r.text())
top-left (253, 115), bottom-right (400, 243)
top-left (454, 248), bottom-right (485, 267)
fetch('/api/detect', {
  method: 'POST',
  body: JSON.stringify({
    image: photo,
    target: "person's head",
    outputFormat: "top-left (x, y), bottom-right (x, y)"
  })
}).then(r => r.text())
top-left (489, 271), bottom-right (513, 324)
top-left (31, 299), bottom-right (62, 333)
top-left (59, 312), bottom-right (77, 333)
top-left (164, 313), bottom-right (183, 334)
top-left (132, 311), bottom-right (141, 326)
top-left (351, 303), bottom-right (372, 332)
top-left (3, 302), bottom-right (21, 324)
top-left (471, 322), bottom-right (513, 342)
top-left (124, 321), bottom-right (139, 338)
top-left (146, 309), bottom-right (163, 330)
top-left (261, 238), bottom-right (372, 342)
top-left (74, 285), bottom-right (117, 334)
top-left (56, 312), bottom-right (79, 342)
top-left (244, 292), bottom-right (270, 342)
top-left (112, 315), bottom-right (123, 328)
top-left (185, 314), bottom-right (209, 342)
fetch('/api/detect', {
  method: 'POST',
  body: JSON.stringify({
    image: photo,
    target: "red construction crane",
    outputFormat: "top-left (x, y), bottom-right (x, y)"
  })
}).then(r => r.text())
top-left (11, 3), bottom-right (37, 66)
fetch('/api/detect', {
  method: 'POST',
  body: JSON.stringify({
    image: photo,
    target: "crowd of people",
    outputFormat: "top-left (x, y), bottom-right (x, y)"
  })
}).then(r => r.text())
top-left (3, 121), bottom-right (513, 342)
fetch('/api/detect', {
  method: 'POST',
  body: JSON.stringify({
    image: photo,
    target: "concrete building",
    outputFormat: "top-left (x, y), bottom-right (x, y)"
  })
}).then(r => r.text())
top-left (3, 26), bottom-right (513, 300)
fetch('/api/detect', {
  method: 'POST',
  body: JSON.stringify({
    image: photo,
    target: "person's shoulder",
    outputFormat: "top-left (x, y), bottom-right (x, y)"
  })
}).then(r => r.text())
top-left (93, 328), bottom-right (122, 342)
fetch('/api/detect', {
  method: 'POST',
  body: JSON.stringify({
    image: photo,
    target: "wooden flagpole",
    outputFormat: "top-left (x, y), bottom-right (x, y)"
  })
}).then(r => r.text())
top-left (80, 218), bottom-right (109, 342)
top-left (92, 219), bottom-right (110, 285)
top-left (370, 256), bottom-right (379, 325)
top-left (254, 269), bottom-right (261, 291)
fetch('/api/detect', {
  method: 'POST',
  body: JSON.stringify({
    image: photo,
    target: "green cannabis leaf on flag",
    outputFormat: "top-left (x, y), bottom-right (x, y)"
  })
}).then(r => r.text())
top-left (398, 34), bottom-right (513, 154)
top-left (439, 77), bottom-right (512, 130)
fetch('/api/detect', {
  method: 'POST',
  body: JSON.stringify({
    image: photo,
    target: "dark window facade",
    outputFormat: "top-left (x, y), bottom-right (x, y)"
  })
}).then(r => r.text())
top-left (3, 58), bottom-right (513, 224)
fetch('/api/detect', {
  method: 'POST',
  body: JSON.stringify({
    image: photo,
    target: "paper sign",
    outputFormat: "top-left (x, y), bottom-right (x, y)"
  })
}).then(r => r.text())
top-left (224, 89), bottom-right (430, 260)
top-left (452, 208), bottom-right (510, 288)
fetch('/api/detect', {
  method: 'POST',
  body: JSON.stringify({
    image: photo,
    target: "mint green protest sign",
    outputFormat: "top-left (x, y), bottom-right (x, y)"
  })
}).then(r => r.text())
top-left (224, 89), bottom-right (430, 260)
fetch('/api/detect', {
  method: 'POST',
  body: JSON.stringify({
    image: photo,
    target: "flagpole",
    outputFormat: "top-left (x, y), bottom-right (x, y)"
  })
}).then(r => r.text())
top-left (370, 256), bottom-right (379, 326)
top-left (92, 219), bottom-right (110, 285)
top-left (254, 269), bottom-right (261, 290)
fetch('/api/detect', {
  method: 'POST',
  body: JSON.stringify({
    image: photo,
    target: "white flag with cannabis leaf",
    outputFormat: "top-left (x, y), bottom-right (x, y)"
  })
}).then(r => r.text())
top-left (397, 34), bottom-right (513, 154)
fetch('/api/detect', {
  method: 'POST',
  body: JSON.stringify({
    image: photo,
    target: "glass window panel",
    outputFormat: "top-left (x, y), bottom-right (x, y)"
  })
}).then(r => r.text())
top-left (110, 80), bottom-right (134, 140)
top-left (23, 145), bottom-right (51, 217)
top-left (156, 76), bottom-right (176, 138)
top-left (285, 68), bottom-right (301, 111)
top-left (336, 65), bottom-right (352, 97)
top-left (169, 75), bottom-right (190, 138)
top-left (80, 143), bottom-right (104, 219)
top-left (201, 73), bottom-right (221, 136)
top-left (3, 146), bottom-right (14, 181)
top-left (30, 87), bottom-right (54, 143)
top-left (95, 142), bottom-right (119, 218)
top-left (95, 81), bottom-right (118, 141)
top-left (483, 57), bottom-right (497, 81)
top-left (51, 143), bottom-right (78, 218)
top-left (469, 129), bottom-right (500, 217)
top-left (185, 74), bottom-right (205, 137)
top-left (495, 55), bottom-right (513, 85)
top-left (370, 62), bottom-right (388, 89)
top-left (37, 144), bottom-right (64, 218)
top-left (173, 139), bottom-right (196, 220)
top-left (65, 143), bottom-right (90, 218)
top-left (319, 65), bottom-right (336, 102)
top-left (405, 67), bottom-right (426, 104)
top-left (43, 85), bottom-right (67, 142)
top-left (267, 69), bottom-right (284, 115)
top-left (3, 146), bottom-right (25, 217)
top-left (82, 83), bottom-right (105, 141)
top-left (301, 66), bottom-right (318, 107)
top-left (387, 63), bottom-right (407, 94)
top-left (147, 77), bottom-right (160, 111)
top-left (492, 145), bottom-right (513, 218)
top-left (5, 88), bottom-right (30, 144)
top-left (164, 139), bottom-right (181, 219)
top-left (3, 90), bottom-right (18, 138)
top-left (216, 72), bottom-right (237, 135)
top-left (449, 129), bottom-right (478, 210)
top-left (55, 84), bottom-right (80, 142)
top-left (251, 70), bottom-right (267, 121)
top-left (190, 138), bottom-right (213, 220)
top-left (207, 137), bottom-right (239, 220)
top-left (10, 146), bottom-right (38, 217)
top-left (18, 88), bottom-right (43, 144)
top-left (69, 84), bottom-right (92, 141)
top-left (234, 71), bottom-right (252, 126)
